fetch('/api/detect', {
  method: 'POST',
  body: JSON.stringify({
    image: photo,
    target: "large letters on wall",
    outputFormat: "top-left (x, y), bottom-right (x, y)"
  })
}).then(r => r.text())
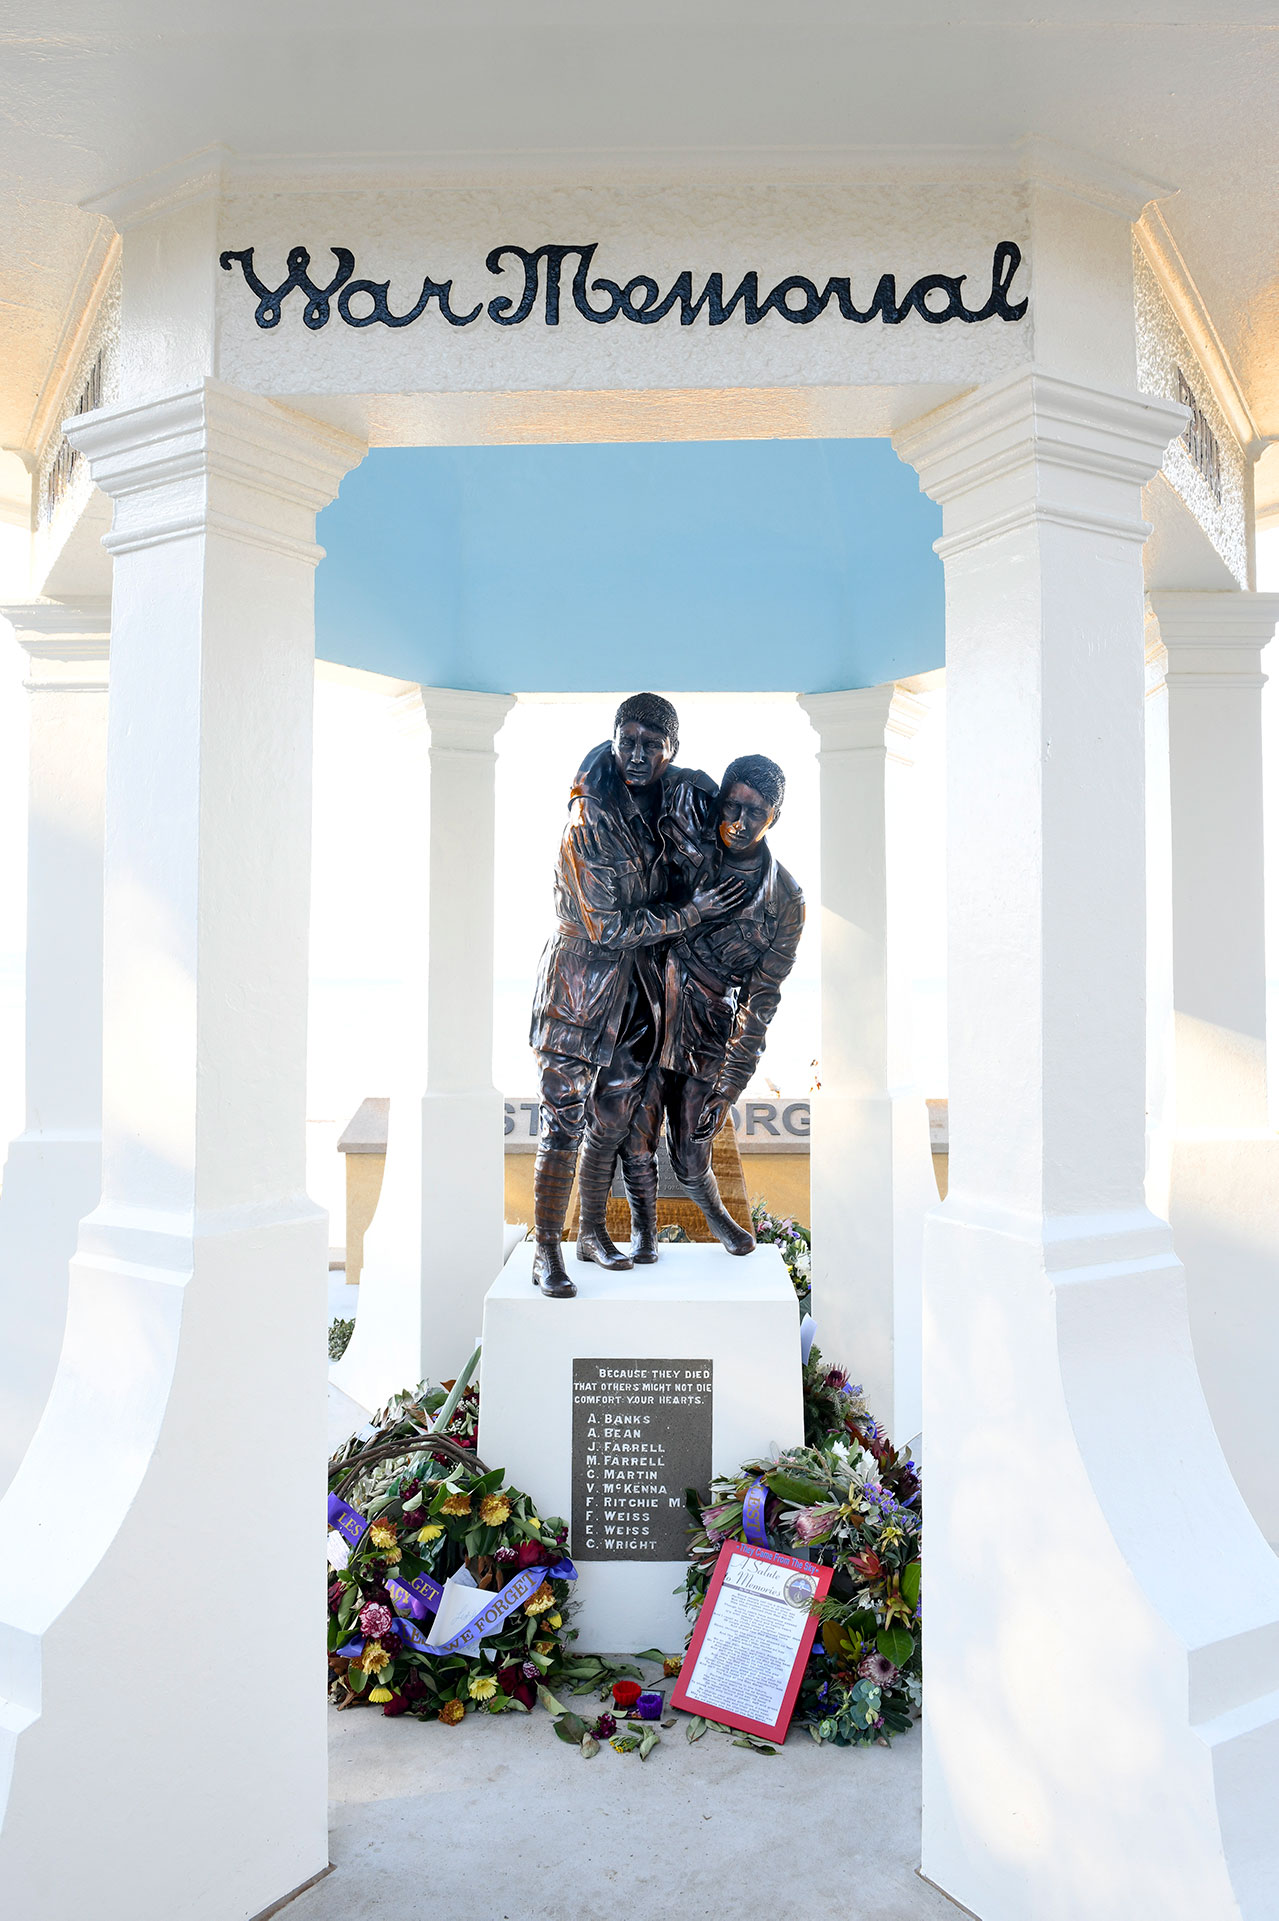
top-left (220, 239), bottom-right (1028, 333)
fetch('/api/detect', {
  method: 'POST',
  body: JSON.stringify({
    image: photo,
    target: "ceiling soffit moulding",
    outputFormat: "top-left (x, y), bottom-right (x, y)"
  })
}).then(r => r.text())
top-left (1135, 204), bottom-right (1263, 460)
top-left (20, 230), bottom-right (119, 464)
top-left (83, 135), bottom-right (1175, 229)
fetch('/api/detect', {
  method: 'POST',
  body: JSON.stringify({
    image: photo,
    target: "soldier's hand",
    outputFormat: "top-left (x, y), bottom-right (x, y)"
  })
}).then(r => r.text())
top-left (694, 1094), bottom-right (731, 1142)
top-left (692, 875), bottom-right (749, 920)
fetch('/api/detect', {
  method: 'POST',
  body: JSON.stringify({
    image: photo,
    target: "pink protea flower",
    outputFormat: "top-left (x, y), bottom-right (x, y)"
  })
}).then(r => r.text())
top-left (858, 1652), bottom-right (898, 1686)
top-left (359, 1601), bottom-right (394, 1639)
top-left (792, 1505), bottom-right (841, 1544)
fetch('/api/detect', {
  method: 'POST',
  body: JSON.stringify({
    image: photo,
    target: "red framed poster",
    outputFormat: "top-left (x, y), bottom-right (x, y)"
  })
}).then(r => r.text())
top-left (671, 1541), bottom-right (832, 1742)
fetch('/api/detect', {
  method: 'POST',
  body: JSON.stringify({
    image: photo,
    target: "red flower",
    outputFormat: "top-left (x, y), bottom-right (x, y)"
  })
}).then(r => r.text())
top-left (850, 1550), bottom-right (884, 1580)
top-left (328, 1580), bottom-right (345, 1614)
top-left (612, 1681), bottom-right (642, 1709)
top-left (381, 1693), bottom-right (409, 1717)
top-left (496, 1662), bottom-right (537, 1708)
top-left (516, 1541), bottom-right (551, 1570)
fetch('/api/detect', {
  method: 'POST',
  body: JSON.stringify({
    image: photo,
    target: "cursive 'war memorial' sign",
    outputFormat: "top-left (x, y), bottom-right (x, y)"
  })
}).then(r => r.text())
top-left (220, 238), bottom-right (1028, 333)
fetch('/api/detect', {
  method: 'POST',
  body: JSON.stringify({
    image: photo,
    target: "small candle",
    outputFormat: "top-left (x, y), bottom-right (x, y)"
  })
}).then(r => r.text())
top-left (636, 1691), bottom-right (663, 1721)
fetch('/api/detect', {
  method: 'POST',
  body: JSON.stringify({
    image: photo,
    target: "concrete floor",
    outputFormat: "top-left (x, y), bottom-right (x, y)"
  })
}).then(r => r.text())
top-left (290, 1685), bottom-right (958, 1921)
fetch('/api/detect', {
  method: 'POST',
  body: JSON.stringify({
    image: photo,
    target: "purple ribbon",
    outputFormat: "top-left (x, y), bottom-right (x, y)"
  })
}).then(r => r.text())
top-left (387, 1569), bottom-right (444, 1620)
top-left (742, 1477), bottom-right (770, 1548)
top-left (328, 1491), bottom-right (370, 1549)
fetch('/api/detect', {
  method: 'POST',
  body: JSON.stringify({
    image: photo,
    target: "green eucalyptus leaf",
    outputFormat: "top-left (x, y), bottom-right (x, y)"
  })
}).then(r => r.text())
top-left (638, 1728), bottom-right (660, 1761)
top-left (536, 1684), bottom-right (572, 1718)
top-left (685, 1716), bottom-right (707, 1743)
top-left (580, 1733), bottom-right (600, 1758)
top-left (764, 1471), bottom-right (827, 1505)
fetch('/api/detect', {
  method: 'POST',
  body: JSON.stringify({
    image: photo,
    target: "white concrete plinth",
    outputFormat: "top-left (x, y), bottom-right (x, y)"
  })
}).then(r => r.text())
top-left (478, 1242), bottom-right (803, 1653)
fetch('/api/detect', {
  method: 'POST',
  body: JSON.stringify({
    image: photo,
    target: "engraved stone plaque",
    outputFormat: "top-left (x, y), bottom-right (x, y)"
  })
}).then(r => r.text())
top-left (571, 1358), bottom-right (713, 1562)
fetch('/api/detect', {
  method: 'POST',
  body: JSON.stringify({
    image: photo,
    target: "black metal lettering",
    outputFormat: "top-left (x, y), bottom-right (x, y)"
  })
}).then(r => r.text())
top-left (224, 241), bottom-right (1029, 332)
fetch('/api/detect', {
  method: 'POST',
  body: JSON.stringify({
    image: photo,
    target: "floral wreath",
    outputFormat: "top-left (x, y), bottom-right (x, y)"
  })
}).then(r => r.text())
top-left (327, 1388), bottom-right (617, 1721)
top-left (683, 1344), bottom-right (922, 1747)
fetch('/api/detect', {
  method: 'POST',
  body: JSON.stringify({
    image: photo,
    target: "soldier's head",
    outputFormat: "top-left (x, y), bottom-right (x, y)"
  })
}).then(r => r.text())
top-left (718, 754), bottom-right (784, 854)
top-left (613, 692), bottom-right (679, 789)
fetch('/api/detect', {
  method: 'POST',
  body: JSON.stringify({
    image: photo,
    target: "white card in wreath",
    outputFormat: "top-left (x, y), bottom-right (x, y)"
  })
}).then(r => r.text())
top-left (425, 1567), bottom-right (480, 1649)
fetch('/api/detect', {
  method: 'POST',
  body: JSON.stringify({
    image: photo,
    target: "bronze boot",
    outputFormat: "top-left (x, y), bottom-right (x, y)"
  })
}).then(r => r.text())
top-left (620, 1150), bottom-right (659, 1264)
top-left (532, 1143), bottom-right (578, 1297)
top-left (682, 1171), bottom-right (756, 1257)
top-left (576, 1138), bottom-right (633, 1270)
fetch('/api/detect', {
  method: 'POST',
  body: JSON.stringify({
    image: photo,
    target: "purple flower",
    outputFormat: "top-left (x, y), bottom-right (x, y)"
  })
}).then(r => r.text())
top-left (522, 1661), bottom-right (539, 1679)
top-left (858, 1652), bottom-right (898, 1686)
top-left (494, 1545), bottom-right (518, 1562)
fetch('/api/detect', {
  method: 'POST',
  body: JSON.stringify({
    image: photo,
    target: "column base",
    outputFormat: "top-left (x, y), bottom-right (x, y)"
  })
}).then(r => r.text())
top-left (809, 1091), bottom-right (935, 1439)
top-left (921, 1202), bottom-right (1279, 1921)
top-left (1171, 1132), bottom-right (1279, 1547)
top-left (0, 1202), bottom-right (330, 1921)
top-left (333, 1088), bottom-right (505, 1410)
top-left (0, 1130), bottom-right (101, 1494)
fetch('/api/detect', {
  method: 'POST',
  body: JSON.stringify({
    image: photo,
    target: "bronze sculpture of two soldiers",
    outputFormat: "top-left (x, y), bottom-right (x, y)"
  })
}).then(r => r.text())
top-left (529, 692), bottom-right (805, 1298)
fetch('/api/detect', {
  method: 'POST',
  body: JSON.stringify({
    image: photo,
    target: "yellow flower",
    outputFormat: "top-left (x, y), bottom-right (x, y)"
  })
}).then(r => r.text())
top-left (369, 1520), bottom-right (398, 1548)
top-left (479, 1494), bottom-right (511, 1526)
top-left (535, 1640), bottom-right (554, 1655)
top-left (438, 1699), bottom-right (465, 1725)
top-left (663, 1655), bottom-right (683, 1678)
top-left (523, 1582), bottom-right (555, 1615)
top-left (527, 1516), bottom-right (541, 1529)
top-left (546, 1613), bottom-right (562, 1629)
top-left (468, 1674), bottom-right (498, 1701)
top-left (369, 1686), bottom-right (394, 1704)
top-left (440, 1493), bottom-right (472, 1517)
top-left (416, 1523), bottom-right (443, 1543)
top-left (359, 1643), bottom-right (389, 1674)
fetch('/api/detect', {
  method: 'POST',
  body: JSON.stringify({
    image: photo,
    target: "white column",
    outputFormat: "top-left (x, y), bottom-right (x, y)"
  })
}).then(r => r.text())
top-left (1150, 590), bottom-right (1279, 1544)
top-left (0, 602), bottom-right (108, 1494)
top-left (798, 686), bottom-right (936, 1440)
top-left (896, 372), bottom-right (1279, 1921)
top-left (334, 686), bottom-right (513, 1410)
top-left (0, 382), bottom-right (364, 1921)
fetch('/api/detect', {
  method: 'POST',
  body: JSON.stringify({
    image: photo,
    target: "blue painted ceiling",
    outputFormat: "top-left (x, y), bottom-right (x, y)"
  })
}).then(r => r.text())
top-left (315, 439), bottom-right (943, 693)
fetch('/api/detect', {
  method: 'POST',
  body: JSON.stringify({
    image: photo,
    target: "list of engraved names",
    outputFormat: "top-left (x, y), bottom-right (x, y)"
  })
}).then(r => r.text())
top-left (571, 1358), bottom-right (713, 1561)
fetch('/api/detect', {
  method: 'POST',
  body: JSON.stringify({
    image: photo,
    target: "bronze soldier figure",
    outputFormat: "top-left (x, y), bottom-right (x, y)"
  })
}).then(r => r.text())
top-left (628, 753), bottom-right (804, 1254)
top-left (529, 694), bottom-right (747, 1297)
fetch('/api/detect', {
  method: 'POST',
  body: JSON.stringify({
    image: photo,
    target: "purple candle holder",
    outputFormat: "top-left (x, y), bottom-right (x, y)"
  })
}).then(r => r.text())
top-left (636, 1690), bottom-right (663, 1721)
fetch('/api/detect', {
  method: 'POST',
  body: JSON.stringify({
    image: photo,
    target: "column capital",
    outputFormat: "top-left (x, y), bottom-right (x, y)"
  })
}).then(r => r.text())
top-left (893, 368), bottom-right (1188, 559)
top-left (3, 599), bottom-right (111, 689)
top-left (414, 686), bottom-right (516, 753)
top-left (64, 378), bottom-right (366, 565)
top-left (1148, 591), bottom-right (1279, 687)
top-left (799, 685), bottom-right (928, 764)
